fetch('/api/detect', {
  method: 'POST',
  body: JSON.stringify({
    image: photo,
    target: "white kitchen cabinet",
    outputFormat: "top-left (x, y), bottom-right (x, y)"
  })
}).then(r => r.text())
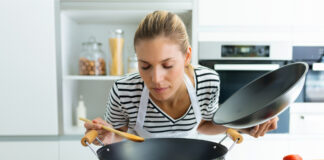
top-left (59, 139), bottom-right (98, 160)
top-left (197, 0), bottom-right (324, 45)
top-left (58, 0), bottom-right (196, 135)
top-left (198, 0), bottom-right (293, 27)
top-left (290, 103), bottom-right (324, 134)
top-left (197, 0), bottom-right (294, 42)
top-left (291, 0), bottom-right (324, 45)
top-left (0, 0), bottom-right (58, 135)
top-left (0, 140), bottom-right (59, 160)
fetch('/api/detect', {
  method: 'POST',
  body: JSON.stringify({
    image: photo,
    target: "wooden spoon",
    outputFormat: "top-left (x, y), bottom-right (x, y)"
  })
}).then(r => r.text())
top-left (79, 117), bottom-right (144, 142)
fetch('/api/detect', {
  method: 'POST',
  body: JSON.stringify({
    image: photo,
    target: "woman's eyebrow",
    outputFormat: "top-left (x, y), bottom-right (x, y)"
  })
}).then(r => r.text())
top-left (138, 58), bottom-right (174, 64)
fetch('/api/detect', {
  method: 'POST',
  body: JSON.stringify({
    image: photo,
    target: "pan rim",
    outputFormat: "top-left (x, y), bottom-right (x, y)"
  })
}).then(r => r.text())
top-left (96, 137), bottom-right (229, 160)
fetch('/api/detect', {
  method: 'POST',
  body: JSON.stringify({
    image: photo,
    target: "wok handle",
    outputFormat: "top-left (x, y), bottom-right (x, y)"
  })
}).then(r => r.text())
top-left (226, 128), bottom-right (243, 144)
top-left (81, 130), bottom-right (98, 146)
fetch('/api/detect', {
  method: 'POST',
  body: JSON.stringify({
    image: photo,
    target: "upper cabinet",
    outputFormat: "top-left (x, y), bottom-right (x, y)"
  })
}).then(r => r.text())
top-left (197, 0), bottom-right (324, 45)
top-left (198, 0), bottom-right (293, 27)
top-left (291, 0), bottom-right (324, 45)
top-left (0, 0), bottom-right (58, 135)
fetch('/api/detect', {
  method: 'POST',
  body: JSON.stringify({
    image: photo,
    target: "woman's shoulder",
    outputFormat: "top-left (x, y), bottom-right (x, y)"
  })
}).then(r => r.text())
top-left (192, 64), bottom-right (219, 80)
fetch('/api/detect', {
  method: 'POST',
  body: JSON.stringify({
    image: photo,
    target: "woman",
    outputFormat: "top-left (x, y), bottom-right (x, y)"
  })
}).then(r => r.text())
top-left (84, 10), bottom-right (278, 145)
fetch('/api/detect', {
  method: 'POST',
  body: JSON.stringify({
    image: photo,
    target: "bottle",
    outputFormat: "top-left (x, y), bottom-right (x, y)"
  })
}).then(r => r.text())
top-left (128, 53), bottom-right (138, 73)
top-left (109, 29), bottom-right (124, 75)
top-left (76, 95), bottom-right (87, 127)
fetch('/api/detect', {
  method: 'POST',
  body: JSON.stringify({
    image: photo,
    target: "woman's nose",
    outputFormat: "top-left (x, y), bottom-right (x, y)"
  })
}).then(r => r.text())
top-left (151, 68), bottom-right (164, 84)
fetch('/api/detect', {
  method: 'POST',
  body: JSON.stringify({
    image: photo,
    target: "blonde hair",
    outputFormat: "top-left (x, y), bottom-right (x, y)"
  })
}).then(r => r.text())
top-left (134, 10), bottom-right (190, 54)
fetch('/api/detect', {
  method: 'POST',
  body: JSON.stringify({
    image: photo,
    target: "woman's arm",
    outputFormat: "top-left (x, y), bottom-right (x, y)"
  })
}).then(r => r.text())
top-left (197, 120), bottom-right (227, 135)
top-left (197, 117), bottom-right (279, 137)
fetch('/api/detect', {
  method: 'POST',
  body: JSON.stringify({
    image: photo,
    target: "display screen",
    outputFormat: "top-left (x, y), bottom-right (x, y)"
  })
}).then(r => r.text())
top-left (221, 45), bottom-right (270, 57)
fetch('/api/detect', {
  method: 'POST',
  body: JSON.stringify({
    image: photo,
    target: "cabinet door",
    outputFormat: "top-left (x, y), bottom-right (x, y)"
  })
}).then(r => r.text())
top-left (0, 140), bottom-right (59, 160)
top-left (59, 140), bottom-right (97, 160)
top-left (198, 0), bottom-right (293, 26)
top-left (0, 0), bottom-right (58, 135)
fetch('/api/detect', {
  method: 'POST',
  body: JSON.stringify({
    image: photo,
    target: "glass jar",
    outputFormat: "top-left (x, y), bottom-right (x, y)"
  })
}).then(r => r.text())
top-left (79, 38), bottom-right (106, 75)
top-left (128, 54), bottom-right (138, 73)
top-left (79, 42), bottom-right (90, 75)
top-left (109, 29), bottom-right (124, 76)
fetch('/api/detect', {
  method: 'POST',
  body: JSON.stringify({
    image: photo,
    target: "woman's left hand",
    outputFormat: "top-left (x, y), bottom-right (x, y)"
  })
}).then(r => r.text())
top-left (241, 117), bottom-right (279, 138)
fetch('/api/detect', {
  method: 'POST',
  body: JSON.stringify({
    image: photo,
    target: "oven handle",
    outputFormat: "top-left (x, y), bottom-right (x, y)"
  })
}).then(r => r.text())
top-left (214, 64), bottom-right (280, 71)
top-left (312, 63), bottom-right (324, 71)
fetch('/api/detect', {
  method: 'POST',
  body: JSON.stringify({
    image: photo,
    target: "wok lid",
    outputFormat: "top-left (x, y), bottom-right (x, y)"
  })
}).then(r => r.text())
top-left (212, 62), bottom-right (308, 129)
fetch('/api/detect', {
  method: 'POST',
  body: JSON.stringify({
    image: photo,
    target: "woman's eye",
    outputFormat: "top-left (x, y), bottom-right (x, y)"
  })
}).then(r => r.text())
top-left (163, 65), bottom-right (173, 69)
top-left (141, 65), bottom-right (150, 70)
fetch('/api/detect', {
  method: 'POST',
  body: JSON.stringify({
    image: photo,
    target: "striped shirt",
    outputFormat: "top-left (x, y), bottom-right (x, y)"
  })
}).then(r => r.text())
top-left (104, 65), bottom-right (220, 133)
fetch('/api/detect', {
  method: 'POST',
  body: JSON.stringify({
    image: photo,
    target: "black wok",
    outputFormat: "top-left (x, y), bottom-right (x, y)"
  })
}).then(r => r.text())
top-left (213, 62), bottom-right (308, 128)
top-left (81, 129), bottom-right (242, 160)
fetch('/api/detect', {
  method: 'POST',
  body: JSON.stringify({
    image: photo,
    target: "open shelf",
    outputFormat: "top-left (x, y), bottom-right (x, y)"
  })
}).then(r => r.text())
top-left (59, 0), bottom-right (194, 135)
top-left (64, 75), bottom-right (122, 81)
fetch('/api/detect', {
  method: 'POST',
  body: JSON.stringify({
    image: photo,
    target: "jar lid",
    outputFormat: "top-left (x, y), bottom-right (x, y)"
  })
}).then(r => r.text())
top-left (114, 29), bottom-right (124, 35)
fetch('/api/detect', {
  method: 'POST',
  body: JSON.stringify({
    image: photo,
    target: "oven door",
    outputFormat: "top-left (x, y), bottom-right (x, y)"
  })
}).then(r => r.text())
top-left (304, 63), bottom-right (324, 102)
top-left (199, 60), bottom-right (290, 133)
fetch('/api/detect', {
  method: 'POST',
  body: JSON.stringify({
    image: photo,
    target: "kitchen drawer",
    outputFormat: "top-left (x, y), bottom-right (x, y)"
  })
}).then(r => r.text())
top-left (290, 103), bottom-right (324, 134)
top-left (0, 140), bottom-right (59, 160)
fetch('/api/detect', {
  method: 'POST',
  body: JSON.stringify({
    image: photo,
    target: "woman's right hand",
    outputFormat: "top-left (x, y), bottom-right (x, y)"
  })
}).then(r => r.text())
top-left (84, 117), bottom-right (114, 146)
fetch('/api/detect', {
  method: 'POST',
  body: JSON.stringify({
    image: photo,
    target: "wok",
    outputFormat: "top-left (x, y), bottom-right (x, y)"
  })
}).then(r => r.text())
top-left (82, 129), bottom-right (243, 160)
top-left (213, 62), bottom-right (308, 128)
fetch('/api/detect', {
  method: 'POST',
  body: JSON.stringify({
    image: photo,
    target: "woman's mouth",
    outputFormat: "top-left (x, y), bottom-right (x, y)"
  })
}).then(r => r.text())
top-left (153, 87), bottom-right (168, 94)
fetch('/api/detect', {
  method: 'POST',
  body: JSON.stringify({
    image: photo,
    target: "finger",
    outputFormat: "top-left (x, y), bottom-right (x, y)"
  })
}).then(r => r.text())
top-left (260, 122), bottom-right (272, 137)
top-left (84, 122), bottom-right (101, 130)
top-left (256, 121), bottom-right (271, 137)
top-left (93, 117), bottom-right (105, 124)
top-left (250, 125), bottom-right (259, 137)
top-left (268, 117), bottom-right (279, 131)
top-left (97, 129), bottom-right (111, 136)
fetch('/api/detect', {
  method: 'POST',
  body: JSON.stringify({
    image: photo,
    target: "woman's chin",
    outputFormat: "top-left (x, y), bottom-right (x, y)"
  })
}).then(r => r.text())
top-left (151, 92), bottom-right (172, 101)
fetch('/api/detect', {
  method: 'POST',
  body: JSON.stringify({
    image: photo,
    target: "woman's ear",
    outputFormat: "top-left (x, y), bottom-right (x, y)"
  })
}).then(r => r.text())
top-left (185, 46), bottom-right (192, 66)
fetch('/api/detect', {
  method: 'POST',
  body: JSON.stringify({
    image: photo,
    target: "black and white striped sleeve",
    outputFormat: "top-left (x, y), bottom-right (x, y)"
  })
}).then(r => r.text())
top-left (196, 67), bottom-right (220, 121)
top-left (104, 83), bottom-right (128, 129)
top-left (204, 79), bottom-right (220, 120)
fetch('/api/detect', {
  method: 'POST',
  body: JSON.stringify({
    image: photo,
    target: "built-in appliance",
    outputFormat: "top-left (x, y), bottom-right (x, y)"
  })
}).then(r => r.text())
top-left (293, 46), bottom-right (324, 102)
top-left (199, 41), bottom-right (292, 133)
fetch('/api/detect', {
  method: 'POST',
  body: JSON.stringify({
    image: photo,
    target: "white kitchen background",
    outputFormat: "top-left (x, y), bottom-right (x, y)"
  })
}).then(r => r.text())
top-left (1, 0), bottom-right (324, 160)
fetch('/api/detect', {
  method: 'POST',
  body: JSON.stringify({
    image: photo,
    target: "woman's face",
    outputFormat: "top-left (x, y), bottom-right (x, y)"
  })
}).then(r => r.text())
top-left (135, 36), bottom-right (190, 101)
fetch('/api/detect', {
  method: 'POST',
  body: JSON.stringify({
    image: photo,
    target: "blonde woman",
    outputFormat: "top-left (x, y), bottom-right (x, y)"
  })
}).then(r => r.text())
top-left (84, 11), bottom-right (278, 145)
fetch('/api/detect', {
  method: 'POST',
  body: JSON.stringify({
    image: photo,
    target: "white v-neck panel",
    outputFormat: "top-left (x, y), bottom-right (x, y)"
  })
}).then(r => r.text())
top-left (148, 98), bottom-right (193, 123)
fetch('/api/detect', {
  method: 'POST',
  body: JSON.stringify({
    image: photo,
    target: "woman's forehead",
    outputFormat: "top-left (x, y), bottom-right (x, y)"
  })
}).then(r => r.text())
top-left (135, 37), bottom-right (183, 61)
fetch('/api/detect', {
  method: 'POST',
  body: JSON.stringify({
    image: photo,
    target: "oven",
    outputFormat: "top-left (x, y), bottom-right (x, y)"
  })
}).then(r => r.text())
top-left (198, 41), bottom-right (293, 133)
top-left (293, 46), bottom-right (324, 102)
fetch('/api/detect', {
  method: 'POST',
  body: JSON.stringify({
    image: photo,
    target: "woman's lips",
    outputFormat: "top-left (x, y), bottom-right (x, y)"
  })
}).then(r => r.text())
top-left (153, 87), bottom-right (168, 93)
